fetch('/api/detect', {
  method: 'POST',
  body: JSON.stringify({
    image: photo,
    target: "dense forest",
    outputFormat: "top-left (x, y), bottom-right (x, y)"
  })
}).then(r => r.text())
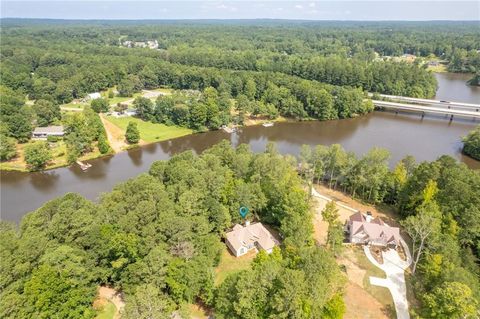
top-left (0, 142), bottom-right (345, 318)
top-left (1, 142), bottom-right (479, 318)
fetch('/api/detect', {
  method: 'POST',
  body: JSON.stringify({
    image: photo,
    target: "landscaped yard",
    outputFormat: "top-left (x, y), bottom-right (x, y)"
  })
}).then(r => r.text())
top-left (214, 247), bottom-right (256, 286)
top-left (104, 116), bottom-right (193, 143)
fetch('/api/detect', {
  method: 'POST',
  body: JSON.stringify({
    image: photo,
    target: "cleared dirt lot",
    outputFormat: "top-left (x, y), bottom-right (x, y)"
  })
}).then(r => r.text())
top-left (311, 185), bottom-right (396, 318)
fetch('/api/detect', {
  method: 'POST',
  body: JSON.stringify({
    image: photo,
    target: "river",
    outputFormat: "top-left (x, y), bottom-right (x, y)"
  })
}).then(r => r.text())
top-left (1, 73), bottom-right (479, 222)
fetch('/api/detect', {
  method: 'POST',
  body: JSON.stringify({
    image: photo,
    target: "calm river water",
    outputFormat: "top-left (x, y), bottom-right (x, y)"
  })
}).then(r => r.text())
top-left (1, 73), bottom-right (479, 222)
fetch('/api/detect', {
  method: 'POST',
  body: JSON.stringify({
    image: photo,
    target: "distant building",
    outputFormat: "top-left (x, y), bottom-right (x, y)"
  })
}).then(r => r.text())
top-left (225, 222), bottom-right (278, 257)
top-left (427, 61), bottom-right (440, 66)
top-left (147, 40), bottom-right (159, 49)
top-left (346, 212), bottom-right (401, 248)
top-left (123, 40), bottom-right (133, 48)
top-left (85, 92), bottom-right (101, 100)
top-left (122, 40), bottom-right (158, 49)
top-left (32, 126), bottom-right (64, 139)
top-left (134, 41), bottom-right (147, 48)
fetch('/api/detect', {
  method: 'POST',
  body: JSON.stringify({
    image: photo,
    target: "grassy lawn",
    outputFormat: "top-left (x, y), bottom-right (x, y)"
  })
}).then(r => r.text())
top-left (95, 301), bottom-right (116, 319)
top-left (0, 140), bottom-right (106, 172)
top-left (150, 87), bottom-right (173, 94)
top-left (107, 93), bottom-right (140, 105)
top-left (105, 116), bottom-right (193, 143)
top-left (214, 247), bottom-right (256, 286)
top-left (61, 102), bottom-right (88, 109)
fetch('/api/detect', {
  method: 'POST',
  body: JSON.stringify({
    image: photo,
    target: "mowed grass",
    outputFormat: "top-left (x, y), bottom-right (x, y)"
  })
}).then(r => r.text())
top-left (95, 301), bottom-right (116, 319)
top-left (61, 102), bottom-right (88, 109)
top-left (214, 247), bottom-right (256, 286)
top-left (105, 116), bottom-right (193, 143)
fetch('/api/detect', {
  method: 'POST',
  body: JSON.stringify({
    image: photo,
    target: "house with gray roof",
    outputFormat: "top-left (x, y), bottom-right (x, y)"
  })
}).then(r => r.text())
top-left (32, 126), bottom-right (64, 139)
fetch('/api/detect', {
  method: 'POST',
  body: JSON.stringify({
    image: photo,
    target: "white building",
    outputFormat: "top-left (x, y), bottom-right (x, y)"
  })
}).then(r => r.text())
top-left (85, 92), bottom-right (101, 100)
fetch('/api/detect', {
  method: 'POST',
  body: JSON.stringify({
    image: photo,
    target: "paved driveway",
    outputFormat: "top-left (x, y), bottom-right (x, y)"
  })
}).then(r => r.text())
top-left (364, 243), bottom-right (412, 319)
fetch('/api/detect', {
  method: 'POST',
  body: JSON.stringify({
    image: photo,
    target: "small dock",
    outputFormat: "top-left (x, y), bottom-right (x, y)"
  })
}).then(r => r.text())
top-left (221, 126), bottom-right (236, 133)
top-left (76, 160), bottom-right (92, 171)
top-left (262, 122), bottom-right (274, 127)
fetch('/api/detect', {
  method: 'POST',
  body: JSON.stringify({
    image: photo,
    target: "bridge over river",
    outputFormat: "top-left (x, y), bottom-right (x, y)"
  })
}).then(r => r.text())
top-left (371, 94), bottom-right (480, 120)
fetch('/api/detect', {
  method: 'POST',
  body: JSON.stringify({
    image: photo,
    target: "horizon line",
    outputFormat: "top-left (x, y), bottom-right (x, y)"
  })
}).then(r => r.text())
top-left (2, 17), bottom-right (479, 22)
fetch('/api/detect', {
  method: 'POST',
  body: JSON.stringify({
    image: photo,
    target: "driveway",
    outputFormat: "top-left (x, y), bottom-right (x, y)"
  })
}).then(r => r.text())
top-left (364, 242), bottom-right (412, 319)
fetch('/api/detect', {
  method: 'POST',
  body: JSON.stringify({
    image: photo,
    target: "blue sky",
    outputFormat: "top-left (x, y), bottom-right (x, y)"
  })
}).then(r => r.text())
top-left (1, 1), bottom-right (479, 20)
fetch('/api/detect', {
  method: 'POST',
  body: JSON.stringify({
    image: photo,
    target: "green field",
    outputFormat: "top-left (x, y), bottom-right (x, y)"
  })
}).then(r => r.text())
top-left (105, 116), bottom-right (193, 143)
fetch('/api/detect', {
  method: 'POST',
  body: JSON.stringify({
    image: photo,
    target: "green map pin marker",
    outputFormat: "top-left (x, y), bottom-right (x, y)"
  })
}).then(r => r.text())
top-left (239, 206), bottom-right (249, 218)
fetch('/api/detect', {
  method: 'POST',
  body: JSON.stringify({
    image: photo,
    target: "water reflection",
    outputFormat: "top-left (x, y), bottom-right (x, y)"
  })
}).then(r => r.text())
top-left (29, 171), bottom-right (60, 192)
top-left (127, 148), bottom-right (143, 167)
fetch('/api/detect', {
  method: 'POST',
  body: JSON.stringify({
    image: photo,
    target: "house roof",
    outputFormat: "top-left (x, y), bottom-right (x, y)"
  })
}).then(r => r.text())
top-left (349, 211), bottom-right (366, 223)
top-left (226, 222), bottom-right (276, 252)
top-left (33, 126), bottom-right (64, 134)
top-left (87, 92), bottom-right (101, 99)
top-left (350, 213), bottom-right (401, 245)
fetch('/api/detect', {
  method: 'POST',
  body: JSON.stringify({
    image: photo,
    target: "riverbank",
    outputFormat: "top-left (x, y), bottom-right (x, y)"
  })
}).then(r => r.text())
top-left (0, 141), bottom-right (112, 172)
top-left (0, 112), bottom-right (293, 172)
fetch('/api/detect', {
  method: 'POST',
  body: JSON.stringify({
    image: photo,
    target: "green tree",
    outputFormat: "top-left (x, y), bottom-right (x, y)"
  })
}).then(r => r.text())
top-left (327, 222), bottom-right (344, 256)
top-left (123, 284), bottom-right (174, 319)
top-left (322, 201), bottom-right (339, 225)
top-left (423, 281), bottom-right (477, 318)
top-left (133, 97), bottom-right (154, 121)
top-left (0, 134), bottom-right (17, 161)
top-left (125, 121), bottom-right (140, 144)
top-left (90, 98), bottom-right (110, 113)
top-left (401, 199), bottom-right (442, 274)
top-left (462, 125), bottom-right (480, 160)
top-left (33, 99), bottom-right (61, 126)
top-left (24, 141), bottom-right (52, 171)
top-left (97, 134), bottom-right (111, 154)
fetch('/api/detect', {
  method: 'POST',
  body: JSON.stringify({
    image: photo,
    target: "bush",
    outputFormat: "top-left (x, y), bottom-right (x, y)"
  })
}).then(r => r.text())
top-left (46, 135), bottom-right (61, 143)
top-left (108, 90), bottom-right (114, 99)
top-left (24, 141), bottom-right (52, 171)
top-left (98, 134), bottom-right (111, 154)
top-left (0, 134), bottom-right (17, 161)
top-left (125, 121), bottom-right (140, 144)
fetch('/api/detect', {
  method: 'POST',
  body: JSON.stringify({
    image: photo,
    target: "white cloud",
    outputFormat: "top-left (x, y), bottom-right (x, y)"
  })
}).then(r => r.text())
top-left (309, 2), bottom-right (316, 8)
top-left (294, 4), bottom-right (303, 9)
